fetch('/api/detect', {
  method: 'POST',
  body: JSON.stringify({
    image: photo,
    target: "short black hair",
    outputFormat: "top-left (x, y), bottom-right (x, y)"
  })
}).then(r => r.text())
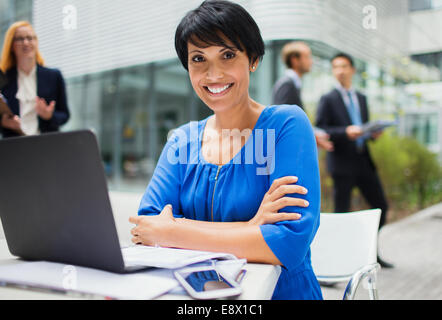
top-left (175, 0), bottom-right (265, 71)
top-left (331, 52), bottom-right (355, 67)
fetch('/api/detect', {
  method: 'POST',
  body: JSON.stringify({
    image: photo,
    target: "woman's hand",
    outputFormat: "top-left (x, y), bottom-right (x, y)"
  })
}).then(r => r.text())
top-left (129, 204), bottom-right (176, 247)
top-left (1, 114), bottom-right (21, 131)
top-left (248, 176), bottom-right (308, 226)
top-left (35, 97), bottom-right (55, 120)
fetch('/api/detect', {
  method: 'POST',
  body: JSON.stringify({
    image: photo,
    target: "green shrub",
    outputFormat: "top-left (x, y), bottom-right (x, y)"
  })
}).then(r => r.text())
top-left (370, 131), bottom-right (442, 211)
top-left (319, 130), bottom-right (442, 222)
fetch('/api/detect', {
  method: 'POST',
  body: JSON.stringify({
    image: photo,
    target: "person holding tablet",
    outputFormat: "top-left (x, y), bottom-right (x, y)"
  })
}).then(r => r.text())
top-left (130, 0), bottom-right (322, 300)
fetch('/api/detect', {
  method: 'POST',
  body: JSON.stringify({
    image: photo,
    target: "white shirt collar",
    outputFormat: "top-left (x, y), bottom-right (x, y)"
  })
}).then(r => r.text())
top-left (335, 81), bottom-right (361, 113)
top-left (16, 65), bottom-right (37, 101)
top-left (17, 65), bottom-right (37, 78)
top-left (16, 65), bottom-right (39, 135)
top-left (285, 69), bottom-right (302, 89)
top-left (335, 81), bottom-right (355, 95)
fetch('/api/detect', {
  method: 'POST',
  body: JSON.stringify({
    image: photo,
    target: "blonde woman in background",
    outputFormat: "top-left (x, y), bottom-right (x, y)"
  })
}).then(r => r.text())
top-left (0, 21), bottom-right (69, 138)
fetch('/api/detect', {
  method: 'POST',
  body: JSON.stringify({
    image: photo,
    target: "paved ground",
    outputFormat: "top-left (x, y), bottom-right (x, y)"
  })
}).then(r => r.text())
top-left (320, 202), bottom-right (442, 300)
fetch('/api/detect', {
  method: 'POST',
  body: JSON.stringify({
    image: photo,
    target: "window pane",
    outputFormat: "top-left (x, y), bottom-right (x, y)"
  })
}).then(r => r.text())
top-left (409, 0), bottom-right (432, 11)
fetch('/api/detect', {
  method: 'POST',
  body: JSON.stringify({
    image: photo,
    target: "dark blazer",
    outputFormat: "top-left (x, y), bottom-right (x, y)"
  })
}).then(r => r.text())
top-left (272, 75), bottom-right (304, 109)
top-left (316, 88), bottom-right (374, 176)
top-left (0, 64), bottom-right (70, 138)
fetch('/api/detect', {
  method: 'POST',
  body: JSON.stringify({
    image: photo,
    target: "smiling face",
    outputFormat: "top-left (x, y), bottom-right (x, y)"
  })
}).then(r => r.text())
top-left (187, 37), bottom-right (257, 113)
top-left (12, 25), bottom-right (38, 61)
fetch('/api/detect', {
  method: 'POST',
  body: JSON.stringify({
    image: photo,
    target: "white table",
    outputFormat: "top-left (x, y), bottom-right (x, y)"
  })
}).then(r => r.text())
top-left (0, 239), bottom-right (280, 300)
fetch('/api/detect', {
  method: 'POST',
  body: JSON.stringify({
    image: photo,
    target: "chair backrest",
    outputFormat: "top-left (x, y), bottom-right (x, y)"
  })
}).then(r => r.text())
top-left (310, 209), bottom-right (381, 279)
top-left (108, 191), bottom-right (143, 246)
top-left (0, 218), bottom-right (4, 239)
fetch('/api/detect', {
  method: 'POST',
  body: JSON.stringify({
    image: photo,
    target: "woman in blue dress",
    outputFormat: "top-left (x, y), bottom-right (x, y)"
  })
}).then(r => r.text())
top-left (129, 0), bottom-right (323, 300)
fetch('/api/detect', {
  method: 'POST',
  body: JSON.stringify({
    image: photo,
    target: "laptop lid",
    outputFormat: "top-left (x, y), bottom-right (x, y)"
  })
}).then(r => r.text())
top-left (0, 130), bottom-right (127, 273)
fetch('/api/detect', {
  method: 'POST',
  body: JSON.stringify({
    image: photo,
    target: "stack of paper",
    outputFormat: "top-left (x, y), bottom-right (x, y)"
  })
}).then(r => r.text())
top-left (0, 261), bottom-right (178, 300)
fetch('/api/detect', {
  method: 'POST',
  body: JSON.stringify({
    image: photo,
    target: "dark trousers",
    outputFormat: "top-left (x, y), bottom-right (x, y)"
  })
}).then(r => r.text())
top-left (332, 167), bottom-right (389, 230)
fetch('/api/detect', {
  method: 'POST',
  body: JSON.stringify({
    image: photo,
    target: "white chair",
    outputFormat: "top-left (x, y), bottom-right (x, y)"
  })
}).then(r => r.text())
top-left (0, 218), bottom-right (4, 239)
top-left (108, 191), bottom-right (144, 246)
top-left (310, 209), bottom-right (381, 300)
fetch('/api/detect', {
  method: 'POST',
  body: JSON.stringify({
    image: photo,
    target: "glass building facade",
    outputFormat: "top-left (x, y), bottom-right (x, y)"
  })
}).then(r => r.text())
top-left (60, 38), bottom-right (412, 191)
top-left (63, 60), bottom-right (212, 191)
top-left (0, 0), bottom-right (33, 45)
top-left (409, 0), bottom-right (442, 11)
top-left (1, 0), bottom-right (440, 191)
top-left (412, 52), bottom-right (442, 81)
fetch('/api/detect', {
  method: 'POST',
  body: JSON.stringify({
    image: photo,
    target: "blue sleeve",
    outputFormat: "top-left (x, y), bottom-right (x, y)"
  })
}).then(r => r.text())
top-left (259, 107), bottom-right (321, 272)
top-left (137, 129), bottom-right (185, 218)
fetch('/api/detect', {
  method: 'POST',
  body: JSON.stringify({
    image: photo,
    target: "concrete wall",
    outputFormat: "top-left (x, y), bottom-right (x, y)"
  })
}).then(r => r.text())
top-left (33, 0), bottom-right (410, 78)
top-left (409, 8), bottom-right (442, 54)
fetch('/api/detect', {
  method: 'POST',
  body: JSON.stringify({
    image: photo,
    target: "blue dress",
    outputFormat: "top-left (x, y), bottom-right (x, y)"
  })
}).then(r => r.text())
top-left (138, 105), bottom-right (323, 300)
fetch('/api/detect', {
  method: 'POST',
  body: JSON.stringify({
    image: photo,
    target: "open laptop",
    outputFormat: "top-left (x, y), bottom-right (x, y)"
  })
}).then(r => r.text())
top-left (0, 130), bottom-right (234, 273)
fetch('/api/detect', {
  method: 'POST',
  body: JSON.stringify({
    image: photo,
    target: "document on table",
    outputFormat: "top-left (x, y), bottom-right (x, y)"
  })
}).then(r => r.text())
top-left (122, 245), bottom-right (238, 269)
top-left (0, 261), bottom-right (178, 300)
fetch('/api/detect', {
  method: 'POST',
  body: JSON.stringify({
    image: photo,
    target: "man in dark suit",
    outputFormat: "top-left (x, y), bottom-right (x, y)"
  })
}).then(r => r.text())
top-left (316, 53), bottom-right (393, 268)
top-left (272, 41), bottom-right (333, 151)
